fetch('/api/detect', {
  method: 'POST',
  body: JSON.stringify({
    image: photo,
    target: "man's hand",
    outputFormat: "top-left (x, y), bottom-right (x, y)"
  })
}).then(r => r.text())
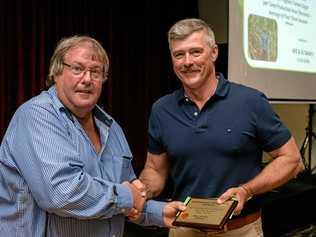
top-left (131, 179), bottom-right (147, 198)
top-left (123, 180), bottom-right (146, 217)
top-left (217, 185), bottom-right (252, 215)
top-left (163, 201), bottom-right (186, 228)
top-left (123, 179), bottom-right (147, 220)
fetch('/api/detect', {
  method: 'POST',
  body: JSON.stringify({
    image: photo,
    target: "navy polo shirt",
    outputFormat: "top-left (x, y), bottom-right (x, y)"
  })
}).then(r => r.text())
top-left (148, 73), bottom-right (291, 202)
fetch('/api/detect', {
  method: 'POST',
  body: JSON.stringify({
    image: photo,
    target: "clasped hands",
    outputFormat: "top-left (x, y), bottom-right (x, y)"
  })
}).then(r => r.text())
top-left (122, 179), bottom-right (147, 219)
top-left (123, 179), bottom-right (186, 227)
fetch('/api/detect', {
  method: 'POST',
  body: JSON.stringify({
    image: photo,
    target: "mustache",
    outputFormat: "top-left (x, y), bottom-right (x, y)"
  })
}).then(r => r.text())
top-left (181, 68), bottom-right (200, 73)
top-left (75, 88), bottom-right (93, 93)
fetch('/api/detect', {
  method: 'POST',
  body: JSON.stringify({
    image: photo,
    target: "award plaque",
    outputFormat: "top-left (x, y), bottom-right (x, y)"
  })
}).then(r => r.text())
top-left (173, 197), bottom-right (238, 230)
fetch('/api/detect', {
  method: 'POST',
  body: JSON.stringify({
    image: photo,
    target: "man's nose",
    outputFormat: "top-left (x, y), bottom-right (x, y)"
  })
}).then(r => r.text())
top-left (81, 70), bottom-right (93, 83)
top-left (184, 54), bottom-right (193, 66)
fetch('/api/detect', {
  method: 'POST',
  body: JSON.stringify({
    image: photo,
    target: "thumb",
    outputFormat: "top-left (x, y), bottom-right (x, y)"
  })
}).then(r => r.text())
top-left (131, 179), bottom-right (146, 197)
top-left (167, 201), bottom-right (186, 212)
top-left (132, 179), bottom-right (145, 190)
top-left (217, 191), bottom-right (233, 204)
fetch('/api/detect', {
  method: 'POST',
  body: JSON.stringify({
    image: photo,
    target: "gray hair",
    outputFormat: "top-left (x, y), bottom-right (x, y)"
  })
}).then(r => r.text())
top-left (46, 35), bottom-right (109, 87)
top-left (168, 18), bottom-right (216, 48)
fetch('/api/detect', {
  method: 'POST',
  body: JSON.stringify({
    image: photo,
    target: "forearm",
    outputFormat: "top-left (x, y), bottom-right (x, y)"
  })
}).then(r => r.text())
top-left (139, 152), bottom-right (169, 199)
top-left (40, 176), bottom-right (134, 219)
top-left (242, 153), bottom-right (303, 196)
top-left (139, 168), bottom-right (166, 199)
top-left (218, 137), bottom-right (303, 214)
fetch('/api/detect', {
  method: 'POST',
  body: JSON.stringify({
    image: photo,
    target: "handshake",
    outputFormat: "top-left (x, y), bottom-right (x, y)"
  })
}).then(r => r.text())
top-left (123, 179), bottom-right (186, 228)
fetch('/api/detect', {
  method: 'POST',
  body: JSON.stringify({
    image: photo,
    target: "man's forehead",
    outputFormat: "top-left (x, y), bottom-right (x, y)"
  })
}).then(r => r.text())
top-left (65, 45), bottom-right (102, 62)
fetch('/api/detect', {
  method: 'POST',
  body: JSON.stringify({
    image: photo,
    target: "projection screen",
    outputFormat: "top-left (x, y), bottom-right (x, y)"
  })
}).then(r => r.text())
top-left (228, 0), bottom-right (316, 102)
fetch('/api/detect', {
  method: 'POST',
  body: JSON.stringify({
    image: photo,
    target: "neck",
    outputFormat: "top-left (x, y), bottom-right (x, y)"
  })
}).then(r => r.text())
top-left (76, 112), bottom-right (102, 154)
top-left (76, 113), bottom-right (94, 129)
top-left (184, 75), bottom-right (218, 110)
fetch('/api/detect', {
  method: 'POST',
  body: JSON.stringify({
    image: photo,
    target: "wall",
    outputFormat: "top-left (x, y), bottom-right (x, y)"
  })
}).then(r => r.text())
top-left (274, 104), bottom-right (316, 173)
top-left (268, 104), bottom-right (308, 166)
top-left (199, 0), bottom-right (228, 43)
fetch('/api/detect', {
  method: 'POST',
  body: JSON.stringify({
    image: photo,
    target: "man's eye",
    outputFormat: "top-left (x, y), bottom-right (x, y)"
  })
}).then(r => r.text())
top-left (91, 69), bottom-right (101, 74)
top-left (174, 53), bottom-right (184, 59)
top-left (72, 66), bottom-right (83, 74)
top-left (192, 50), bottom-right (202, 56)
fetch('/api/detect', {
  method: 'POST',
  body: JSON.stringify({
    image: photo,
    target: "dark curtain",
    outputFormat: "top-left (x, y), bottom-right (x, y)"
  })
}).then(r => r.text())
top-left (0, 0), bottom-right (198, 173)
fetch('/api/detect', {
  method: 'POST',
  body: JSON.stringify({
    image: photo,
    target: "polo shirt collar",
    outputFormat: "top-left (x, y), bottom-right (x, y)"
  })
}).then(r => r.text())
top-left (176, 72), bottom-right (230, 103)
top-left (215, 72), bottom-right (230, 98)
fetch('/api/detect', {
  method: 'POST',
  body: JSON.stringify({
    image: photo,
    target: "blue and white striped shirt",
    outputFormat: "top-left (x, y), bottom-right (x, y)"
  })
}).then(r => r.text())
top-left (0, 86), bottom-right (164, 237)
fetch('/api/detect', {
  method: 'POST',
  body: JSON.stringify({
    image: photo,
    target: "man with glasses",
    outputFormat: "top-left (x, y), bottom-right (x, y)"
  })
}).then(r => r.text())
top-left (139, 18), bottom-right (304, 237)
top-left (0, 35), bottom-right (185, 237)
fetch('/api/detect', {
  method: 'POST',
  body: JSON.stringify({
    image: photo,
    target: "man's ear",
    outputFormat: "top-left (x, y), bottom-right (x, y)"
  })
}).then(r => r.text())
top-left (210, 44), bottom-right (219, 62)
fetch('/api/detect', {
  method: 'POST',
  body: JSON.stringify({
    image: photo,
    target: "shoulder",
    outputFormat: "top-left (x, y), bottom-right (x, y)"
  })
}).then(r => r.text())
top-left (151, 90), bottom-right (180, 112)
top-left (95, 106), bottom-right (127, 136)
top-left (14, 91), bottom-right (56, 121)
top-left (229, 81), bottom-right (264, 97)
top-left (227, 81), bottom-right (268, 106)
top-left (2, 91), bottom-right (63, 143)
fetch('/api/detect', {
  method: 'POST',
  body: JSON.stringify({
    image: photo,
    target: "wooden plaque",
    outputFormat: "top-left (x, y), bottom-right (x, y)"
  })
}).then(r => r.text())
top-left (173, 197), bottom-right (237, 230)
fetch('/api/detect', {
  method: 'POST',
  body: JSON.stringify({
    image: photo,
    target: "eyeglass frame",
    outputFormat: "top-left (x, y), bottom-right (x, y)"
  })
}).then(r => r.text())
top-left (62, 62), bottom-right (106, 81)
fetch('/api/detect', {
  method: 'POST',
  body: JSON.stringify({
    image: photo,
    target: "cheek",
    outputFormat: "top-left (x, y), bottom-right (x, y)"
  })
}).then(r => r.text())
top-left (197, 57), bottom-right (211, 70)
top-left (172, 58), bottom-right (182, 67)
top-left (55, 78), bottom-right (67, 94)
top-left (94, 84), bottom-right (103, 97)
top-left (173, 62), bottom-right (185, 73)
top-left (57, 76), bottom-right (75, 89)
top-left (195, 55), bottom-right (208, 65)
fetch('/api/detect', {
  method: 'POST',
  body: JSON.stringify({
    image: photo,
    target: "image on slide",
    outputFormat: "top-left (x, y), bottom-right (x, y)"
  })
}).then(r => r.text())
top-left (248, 14), bottom-right (277, 62)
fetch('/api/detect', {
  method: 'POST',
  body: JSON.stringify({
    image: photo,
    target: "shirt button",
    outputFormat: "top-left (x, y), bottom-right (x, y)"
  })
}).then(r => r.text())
top-left (194, 112), bottom-right (198, 116)
top-left (185, 98), bottom-right (189, 102)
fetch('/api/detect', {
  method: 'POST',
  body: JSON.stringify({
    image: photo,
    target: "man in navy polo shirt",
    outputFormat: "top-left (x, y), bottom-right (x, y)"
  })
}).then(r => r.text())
top-left (139, 18), bottom-right (304, 237)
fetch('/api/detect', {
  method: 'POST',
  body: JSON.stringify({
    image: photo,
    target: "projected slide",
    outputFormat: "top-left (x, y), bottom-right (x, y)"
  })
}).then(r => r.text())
top-left (243, 0), bottom-right (316, 73)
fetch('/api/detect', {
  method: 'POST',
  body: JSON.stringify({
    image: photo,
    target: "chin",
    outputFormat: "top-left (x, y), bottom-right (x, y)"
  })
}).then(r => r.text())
top-left (73, 100), bottom-right (96, 109)
top-left (182, 74), bottom-right (199, 82)
top-left (183, 80), bottom-right (201, 88)
top-left (74, 93), bottom-right (96, 103)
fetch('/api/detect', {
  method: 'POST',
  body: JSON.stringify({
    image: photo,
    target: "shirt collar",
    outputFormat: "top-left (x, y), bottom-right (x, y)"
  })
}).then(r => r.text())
top-left (215, 72), bottom-right (230, 97)
top-left (47, 85), bottom-right (113, 127)
top-left (176, 72), bottom-right (230, 103)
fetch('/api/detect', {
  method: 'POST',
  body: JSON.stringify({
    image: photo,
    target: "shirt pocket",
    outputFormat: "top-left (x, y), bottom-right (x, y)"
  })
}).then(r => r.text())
top-left (100, 154), bottom-right (134, 183)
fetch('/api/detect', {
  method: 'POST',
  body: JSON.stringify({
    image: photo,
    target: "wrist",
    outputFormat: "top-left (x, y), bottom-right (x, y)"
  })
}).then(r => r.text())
top-left (240, 184), bottom-right (254, 198)
top-left (146, 190), bottom-right (154, 200)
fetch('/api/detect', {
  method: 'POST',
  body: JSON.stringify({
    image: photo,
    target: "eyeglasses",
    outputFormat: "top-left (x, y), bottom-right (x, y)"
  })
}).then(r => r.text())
top-left (63, 62), bottom-right (105, 81)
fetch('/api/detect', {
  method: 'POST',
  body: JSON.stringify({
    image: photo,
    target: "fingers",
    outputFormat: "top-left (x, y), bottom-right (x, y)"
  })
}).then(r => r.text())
top-left (217, 186), bottom-right (250, 216)
top-left (123, 181), bottom-right (146, 215)
top-left (131, 179), bottom-right (146, 197)
top-left (163, 201), bottom-right (186, 228)
top-left (127, 208), bottom-right (140, 221)
top-left (169, 201), bottom-right (187, 211)
top-left (217, 189), bottom-right (234, 204)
